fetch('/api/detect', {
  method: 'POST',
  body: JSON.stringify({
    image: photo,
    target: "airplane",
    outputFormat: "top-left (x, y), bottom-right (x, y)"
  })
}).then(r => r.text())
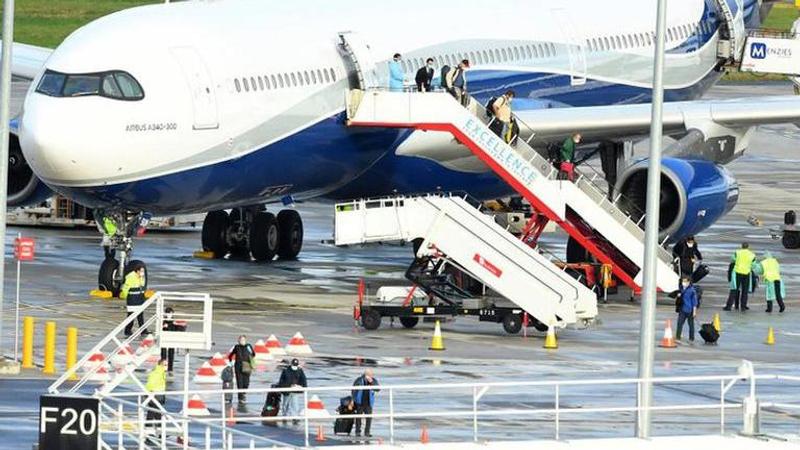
top-left (3, 0), bottom-right (796, 293)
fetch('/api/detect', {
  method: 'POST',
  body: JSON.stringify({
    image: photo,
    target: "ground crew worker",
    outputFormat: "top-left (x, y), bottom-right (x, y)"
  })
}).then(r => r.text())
top-left (352, 368), bottom-right (380, 437)
top-left (145, 358), bottom-right (168, 429)
top-left (724, 242), bottom-right (756, 311)
top-left (228, 335), bottom-right (256, 404)
top-left (672, 236), bottom-right (702, 278)
top-left (388, 53), bottom-right (404, 91)
top-left (278, 358), bottom-right (307, 423)
top-left (122, 262), bottom-right (147, 337)
top-left (492, 90), bottom-right (515, 143)
top-left (559, 133), bottom-right (581, 181)
top-left (759, 252), bottom-right (786, 313)
top-left (675, 277), bottom-right (699, 342)
top-left (100, 216), bottom-right (117, 259)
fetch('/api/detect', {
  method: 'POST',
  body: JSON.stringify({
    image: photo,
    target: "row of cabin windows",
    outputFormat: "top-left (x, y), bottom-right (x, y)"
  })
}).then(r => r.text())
top-left (587, 20), bottom-right (716, 52)
top-left (398, 43), bottom-right (558, 73)
top-left (234, 67), bottom-right (338, 93)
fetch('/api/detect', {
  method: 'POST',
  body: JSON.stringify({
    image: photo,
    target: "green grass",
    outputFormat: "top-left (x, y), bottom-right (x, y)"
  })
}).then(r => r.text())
top-left (723, 3), bottom-right (799, 82)
top-left (14, 0), bottom-right (158, 48)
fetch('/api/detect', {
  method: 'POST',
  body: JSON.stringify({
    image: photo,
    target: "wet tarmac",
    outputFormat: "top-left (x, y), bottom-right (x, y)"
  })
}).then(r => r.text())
top-left (1, 82), bottom-right (800, 448)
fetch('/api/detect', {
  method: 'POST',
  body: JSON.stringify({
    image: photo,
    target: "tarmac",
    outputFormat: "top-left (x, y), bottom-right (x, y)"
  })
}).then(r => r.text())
top-left (0, 81), bottom-right (799, 448)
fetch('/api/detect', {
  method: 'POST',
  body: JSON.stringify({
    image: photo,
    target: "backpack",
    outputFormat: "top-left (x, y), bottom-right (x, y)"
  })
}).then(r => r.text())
top-left (485, 97), bottom-right (498, 118)
top-left (440, 65), bottom-right (451, 88)
top-left (546, 143), bottom-right (562, 163)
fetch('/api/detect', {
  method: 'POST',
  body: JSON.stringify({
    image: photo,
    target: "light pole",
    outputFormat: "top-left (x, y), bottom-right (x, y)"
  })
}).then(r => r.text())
top-left (0, 0), bottom-right (15, 364)
top-left (636, 0), bottom-right (668, 438)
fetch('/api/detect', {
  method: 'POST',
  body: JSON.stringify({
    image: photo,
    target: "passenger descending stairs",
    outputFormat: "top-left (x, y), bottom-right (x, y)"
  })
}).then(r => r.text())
top-left (344, 90), bottom-right (679, 293)
top-left (335, 194), bottom-right (598, 328)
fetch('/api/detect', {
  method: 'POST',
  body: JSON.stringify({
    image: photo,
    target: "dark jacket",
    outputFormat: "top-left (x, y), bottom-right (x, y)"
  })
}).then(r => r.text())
top-left (228, 343), bottom-right (255, 370)
top-left (672, 239), bottom-right (702, 274)
top-left (278, 367), bottom-right (308, 392)
top-left (415, 66), bottom-right (434, 92)
top-left (352, 375), bottom-right (380, 407)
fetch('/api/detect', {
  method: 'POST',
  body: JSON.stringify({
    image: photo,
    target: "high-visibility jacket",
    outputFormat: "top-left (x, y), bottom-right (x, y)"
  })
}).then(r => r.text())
top-left (761, 257), bottom-right (781, 282)
top-left (121, 271), bottom-right (145, 311)
top-left (733, 249), bottom-right (756, 275)
top-left (102, 217), bottom-right (117, 236)
top-left (145, 365), bottom-right (166, 392)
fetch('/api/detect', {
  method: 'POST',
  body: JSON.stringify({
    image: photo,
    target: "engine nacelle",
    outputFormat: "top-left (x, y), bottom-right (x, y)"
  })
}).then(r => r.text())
top-left (616, 158), bottom-right (739, 243)
top-left (7, 132), bottom-right (52, 207)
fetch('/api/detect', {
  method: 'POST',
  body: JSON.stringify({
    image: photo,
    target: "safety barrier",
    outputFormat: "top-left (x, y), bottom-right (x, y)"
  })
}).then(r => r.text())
top-left (17, 316), bottom-right (79, 377)
top-left (96, 366), bottom-right (800, 448)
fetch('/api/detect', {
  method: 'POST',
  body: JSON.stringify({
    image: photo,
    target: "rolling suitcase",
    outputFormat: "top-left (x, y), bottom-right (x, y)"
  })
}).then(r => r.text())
top-left (699, 323), bottom-right (719, 344)
top-left (692, 264), bottom-right (709, 284)
top-left (333, 417), bottom-right (354, 435)
top-left (261, 385), bottom-right (281, 426)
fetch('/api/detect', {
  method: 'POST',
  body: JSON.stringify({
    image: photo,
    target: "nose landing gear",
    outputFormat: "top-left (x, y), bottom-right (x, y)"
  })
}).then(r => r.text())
top-left (95, 210), bottom-right (149, 296)
top-left (200, 206), bottom-right (304, 262)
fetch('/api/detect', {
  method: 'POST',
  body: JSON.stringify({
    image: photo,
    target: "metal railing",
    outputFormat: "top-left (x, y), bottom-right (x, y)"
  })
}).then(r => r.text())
top-left (96, 368), bottom-right (800, 448)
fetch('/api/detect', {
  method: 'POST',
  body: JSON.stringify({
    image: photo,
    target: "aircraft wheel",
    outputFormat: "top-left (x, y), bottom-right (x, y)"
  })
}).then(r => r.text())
top-left (202, 210), bottom-right (230, 258)
top-left (227, 209), bottom-right (250, 258)
top-left (98, 257), bottom-right (121, 296)
top-left (399, 317), bottom-right (419, 329)
top-left (277, 210), bottom-right (303, 260)
top-left (250, 212), bottom-right (279, 262)
top-left (502, 313), bottom-right (523, 335)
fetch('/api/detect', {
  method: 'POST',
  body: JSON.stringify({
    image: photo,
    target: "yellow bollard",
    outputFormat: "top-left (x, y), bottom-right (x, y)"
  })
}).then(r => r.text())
top-left (21, 316), bottom-right (34, 369)
top-left (43, 321), bottom-right (56, 375)
top-left (66, 327), bottom-right (78, 380)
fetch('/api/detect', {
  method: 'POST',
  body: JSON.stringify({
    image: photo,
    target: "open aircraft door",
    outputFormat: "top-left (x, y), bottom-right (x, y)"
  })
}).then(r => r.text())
top-left (338, 32), bottom-right (380, 90)
top-left (551, 8), bottom-right (587, 86)
top-left (171, 47), bottom-right (219, 130)
top-left (715, 0), bottom-right (747, 62)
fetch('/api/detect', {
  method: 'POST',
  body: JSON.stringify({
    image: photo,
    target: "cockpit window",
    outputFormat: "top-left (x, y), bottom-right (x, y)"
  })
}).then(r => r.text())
top-left (35, 69), bottom-right (144, 100)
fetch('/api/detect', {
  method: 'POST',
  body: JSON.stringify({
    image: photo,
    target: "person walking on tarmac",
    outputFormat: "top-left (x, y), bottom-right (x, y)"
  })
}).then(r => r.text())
top-left (675, 277), bottom-right (699, 342)
top-left (559, 132), bottom-right (581, 181)
top-left (278, 358), bottom-right (308, 423)
top-left (228, 335), bottom-right (256, 404)
top-left (724, 242), bottom-right (757, 311)
top-left (759, 252), bottom-right (786, 313)
top-left (415, 58), bottom-right (435, 92)
top-left (352, 368), bottom-right (380, 437)
top-left (122, 262), bottom-right (147, 337)
top-left (160, 307), bottom-right (182, 375)
top-left (388, 53), bottom-right (405, 91)
top-left (145, 358), bottom-right (168, 430)
top-left (672, 236), bottom-right (702, 278)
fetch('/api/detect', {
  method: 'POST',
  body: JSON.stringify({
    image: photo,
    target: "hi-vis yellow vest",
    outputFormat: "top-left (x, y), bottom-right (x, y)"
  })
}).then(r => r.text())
top-left (734, 249), bottom-right (756, 275)
top-left (761, 257), bottom-right (781, 282)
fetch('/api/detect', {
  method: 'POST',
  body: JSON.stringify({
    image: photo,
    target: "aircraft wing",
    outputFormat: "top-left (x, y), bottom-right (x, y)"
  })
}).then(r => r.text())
top-left (0, 41), bottom-right (51, 80)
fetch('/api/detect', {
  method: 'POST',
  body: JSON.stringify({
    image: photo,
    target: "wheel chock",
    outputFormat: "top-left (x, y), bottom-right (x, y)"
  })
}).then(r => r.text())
top-left (89, 289), bottom-right (113, 299)
top-left (193, 250), bottom-right (215, 259)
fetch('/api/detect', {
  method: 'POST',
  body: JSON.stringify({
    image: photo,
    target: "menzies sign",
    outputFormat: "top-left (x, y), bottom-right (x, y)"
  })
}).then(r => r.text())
top-left (740, 37), bottom-right (800, 76)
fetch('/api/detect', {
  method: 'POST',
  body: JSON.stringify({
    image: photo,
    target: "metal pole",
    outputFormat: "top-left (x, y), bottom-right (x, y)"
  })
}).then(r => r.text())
top-left (636, 0), bottom-right (668, 439)
top-left (13, 233), bottom-right (19, 361)
top-left (0, 0), bottom-right (16, 359)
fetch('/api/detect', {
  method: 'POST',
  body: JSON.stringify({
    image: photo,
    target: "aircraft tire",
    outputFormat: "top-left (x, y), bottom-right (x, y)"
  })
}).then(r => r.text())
top-left (250, 212), bottom-right (279, 262)
top-left (202, 210), bottom-right (230, 258)
top-left (276, 210), bottom-right (303, 260)
top-left (98, 257), bottom-right (121, 296)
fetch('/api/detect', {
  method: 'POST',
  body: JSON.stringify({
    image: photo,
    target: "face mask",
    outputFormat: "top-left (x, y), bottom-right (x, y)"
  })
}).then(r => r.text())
top-left (239, 340), bottom-right (245, 345)
top-left (427, 63), bottom-right (433, 68)
top-left (687, 243), bottom-right (694, 248)
top-left (291, 366), bottom-right (298, 371)
top-left (682, 283), bottom-right (690, 288)
top-left (166, 313), bottom-right (173, 320)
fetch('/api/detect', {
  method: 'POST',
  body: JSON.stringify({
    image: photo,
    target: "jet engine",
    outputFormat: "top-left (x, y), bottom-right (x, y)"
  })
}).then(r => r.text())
top-left (7, 132), bottom-right (52, 207)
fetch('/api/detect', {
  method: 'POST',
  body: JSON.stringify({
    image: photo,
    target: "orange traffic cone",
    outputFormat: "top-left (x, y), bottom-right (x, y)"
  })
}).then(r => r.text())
top-left (420, 425), bottom-right (430, 444)
top-left (659, 320), bottom-right (677, 348)
top-left (315, 425), bottom-right (326, 442)
top-left (227, 406), bottom-right (236, 426)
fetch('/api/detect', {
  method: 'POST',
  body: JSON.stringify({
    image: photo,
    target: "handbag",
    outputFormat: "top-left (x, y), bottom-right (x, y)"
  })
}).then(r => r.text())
top-left (241, 360), bottom-right (253, 374)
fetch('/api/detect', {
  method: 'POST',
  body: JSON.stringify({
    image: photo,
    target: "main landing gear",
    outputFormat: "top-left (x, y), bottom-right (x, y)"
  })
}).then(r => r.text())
top-left (201, 207), bottom-right (304, 262)
top-left (95, 210), bottom-right (149, 296)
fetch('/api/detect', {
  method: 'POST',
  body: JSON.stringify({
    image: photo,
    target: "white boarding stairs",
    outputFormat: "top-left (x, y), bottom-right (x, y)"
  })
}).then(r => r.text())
top-left (345, 90), bottom-right (679, 293)
top-left (49, 292), bottom-right (214, 396)
top-left (336, 194), bottom-right (598, 328)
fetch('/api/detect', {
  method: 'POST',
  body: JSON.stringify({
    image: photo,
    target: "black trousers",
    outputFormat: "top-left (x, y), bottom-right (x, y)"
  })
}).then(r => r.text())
top-left (145, 395), bottom-right (166, 427)
top-left (725, 273), bottom-right (750, 309)
top-left (767, 280), bottom-right (785, 311)
top-left (160, 348), bottom-right (175, 372)
top-left (124, 311), bottom-right (144, 335)
top-left (355, 404), bottom-right (372, 435)
top-left (234, 368), bottom-right (250, 401)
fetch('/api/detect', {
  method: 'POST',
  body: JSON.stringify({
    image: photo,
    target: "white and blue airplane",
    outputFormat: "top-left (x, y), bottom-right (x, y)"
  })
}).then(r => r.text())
top-left (3, 0), bottom-right (797, 290)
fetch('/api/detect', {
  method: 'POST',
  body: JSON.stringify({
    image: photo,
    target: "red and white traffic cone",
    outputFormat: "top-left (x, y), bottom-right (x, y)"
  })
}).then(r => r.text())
top-left (286, 332), bottom-right (313, 355)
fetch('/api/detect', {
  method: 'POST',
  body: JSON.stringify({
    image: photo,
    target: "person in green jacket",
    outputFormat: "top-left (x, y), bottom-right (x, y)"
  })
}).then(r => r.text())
top-left (757, 252), bottom-right (786, 313)
top-left (559, 133), bottom-right (581, 181)
top-left (145, 358), bottom-right (168, 428)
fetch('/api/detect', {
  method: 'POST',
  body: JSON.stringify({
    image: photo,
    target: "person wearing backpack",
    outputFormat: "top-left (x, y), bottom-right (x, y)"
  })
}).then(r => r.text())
top-left (415, 58), bottom-right (435, 92)
top-left (492, 90), bottom-right (515, 143)
top-left (446, 60), bottom-right (470, 106)
top-left (228, 335), bottom-right (256, 403)
top-left (278, 358), bottom-right (307, 424)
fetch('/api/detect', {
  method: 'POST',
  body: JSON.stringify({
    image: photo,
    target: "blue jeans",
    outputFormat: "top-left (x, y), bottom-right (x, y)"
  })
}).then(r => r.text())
top-left (676, 311), bottom-right (695, 341)
top-left (281, 393), bottom-right (300, 418)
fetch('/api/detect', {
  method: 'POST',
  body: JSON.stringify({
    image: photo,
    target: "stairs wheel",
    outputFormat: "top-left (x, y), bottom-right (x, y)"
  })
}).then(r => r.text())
top-left (502, 314), bottom-right (523, 335)
top-left (399, 317), bottom-right (419, 329)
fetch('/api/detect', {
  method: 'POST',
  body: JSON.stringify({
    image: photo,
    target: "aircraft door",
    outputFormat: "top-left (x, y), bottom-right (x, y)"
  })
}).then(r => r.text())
top-left (171, 47), bottom-right (219, 130)
top-left (551, 9), bottom-right (587, 86)
top-left (338, 32), bottom-right (380, 90)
